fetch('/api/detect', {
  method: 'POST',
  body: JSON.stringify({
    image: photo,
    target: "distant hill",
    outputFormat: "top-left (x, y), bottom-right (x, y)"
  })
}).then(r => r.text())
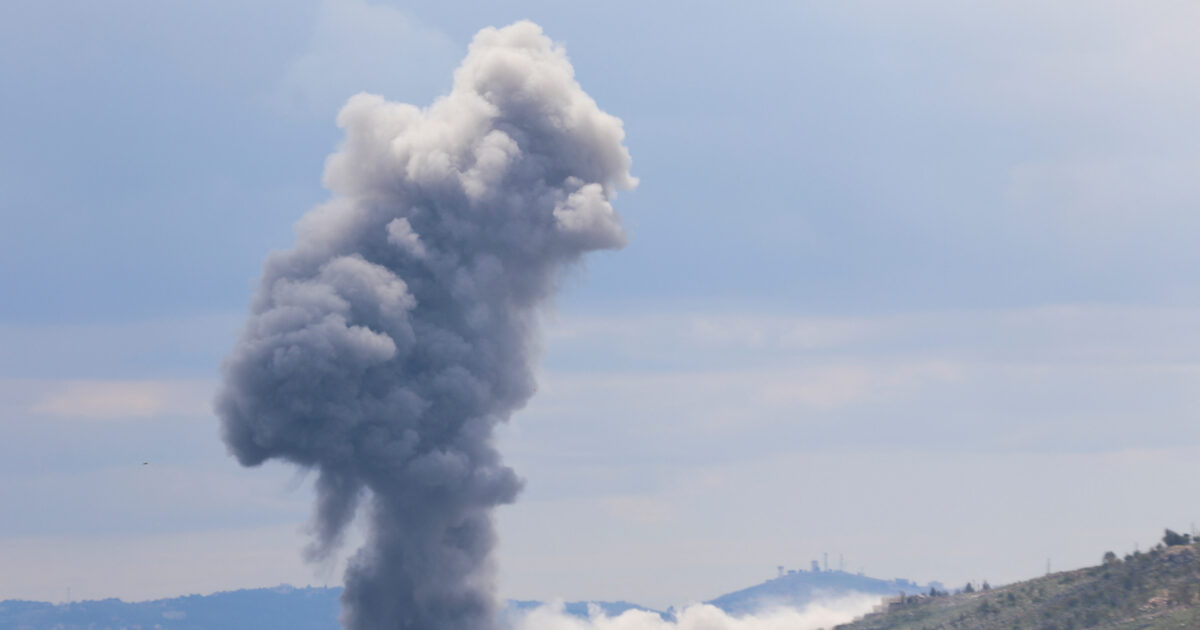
top-left (707, 569), bottom-right (934, 615)
top-left (0, 585), bottom-right (340, 630)
top-left (840, 540), bottom-right (1200, 630)
top-left (0, 566), bottom-right (927, 628)
top-left (24, 539), bottom-right (1200, 630)
top-left (0, 587), bottom-right (667, 630)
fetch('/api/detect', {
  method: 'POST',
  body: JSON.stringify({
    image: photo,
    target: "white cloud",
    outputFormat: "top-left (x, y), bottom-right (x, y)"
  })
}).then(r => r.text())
top-left (546, 312), bottom-right (884, 355)
top-left (25, 379), bottom-right (214, 421)
top-left (526, 361), bottom-right (962, 440)
top-left (544, 305), bottom-right (1200, 368)
top-left (511, 596), bottom-right (882, 630)
top-left (522, 304), bottom-right (1200, 458)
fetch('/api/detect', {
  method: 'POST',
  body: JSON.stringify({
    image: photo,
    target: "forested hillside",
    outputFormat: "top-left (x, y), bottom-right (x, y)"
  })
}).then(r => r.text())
top-left (841, 531), bottom-right (1200, 630)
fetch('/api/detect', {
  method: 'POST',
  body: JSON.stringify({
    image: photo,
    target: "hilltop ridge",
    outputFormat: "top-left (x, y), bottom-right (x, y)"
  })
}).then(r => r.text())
top-left (840, 535), bottom-right (1200, 630)
top-left (707, 567), bottom-right (933, 615)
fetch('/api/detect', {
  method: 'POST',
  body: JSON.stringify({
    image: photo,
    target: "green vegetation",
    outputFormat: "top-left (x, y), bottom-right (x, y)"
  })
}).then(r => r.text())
top-left (838, 535), bottom-right (1200, 630)
top-left (1162, 529), bottom-right (1191, 547)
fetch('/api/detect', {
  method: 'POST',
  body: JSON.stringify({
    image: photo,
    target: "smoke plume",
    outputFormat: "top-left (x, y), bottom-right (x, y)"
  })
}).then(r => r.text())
top-left (216, 21), bottom-right (634, 630)
top-left (510, 596), bottom-right (882, 630)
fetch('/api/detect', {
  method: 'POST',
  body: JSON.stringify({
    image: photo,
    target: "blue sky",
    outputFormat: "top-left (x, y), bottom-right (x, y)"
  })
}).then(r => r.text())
top-left (4, 0), bottom-right (1200, 608)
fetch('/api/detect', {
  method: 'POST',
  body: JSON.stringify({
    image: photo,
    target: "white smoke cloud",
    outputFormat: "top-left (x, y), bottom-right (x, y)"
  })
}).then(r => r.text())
top-left (509, 596), bottom-right (883, 630)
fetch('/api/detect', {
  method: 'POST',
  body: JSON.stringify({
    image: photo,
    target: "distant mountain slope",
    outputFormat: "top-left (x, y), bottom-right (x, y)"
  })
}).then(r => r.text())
top-left (840, 542), bottom-right (1200, 630)
top-left (0, 585), bottom-right (341, 630)
top-left (0, 566), bottom-right (930, 628)
top-left (0, 587), bottom-right (666, 629)
top-left (707, 569), bottom-right (932, 615)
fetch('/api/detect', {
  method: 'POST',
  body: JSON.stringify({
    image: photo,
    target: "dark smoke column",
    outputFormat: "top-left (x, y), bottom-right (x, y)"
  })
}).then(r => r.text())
top-left (216, 22), bottom-right (634, 630)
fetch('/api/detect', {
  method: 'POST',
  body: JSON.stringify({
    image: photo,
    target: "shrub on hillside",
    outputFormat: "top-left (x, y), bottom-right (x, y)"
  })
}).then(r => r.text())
top-left (1163, 529), bottom-right (1191, 547)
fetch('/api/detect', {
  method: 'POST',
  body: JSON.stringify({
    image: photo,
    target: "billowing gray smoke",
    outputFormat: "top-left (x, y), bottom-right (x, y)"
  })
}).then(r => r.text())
top-left (215, 21), bottom-right (634, 630)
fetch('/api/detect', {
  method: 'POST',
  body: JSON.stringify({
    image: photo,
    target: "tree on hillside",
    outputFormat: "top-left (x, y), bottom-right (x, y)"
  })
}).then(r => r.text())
top-left (1163, 529), bottom-right (1191, 547)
